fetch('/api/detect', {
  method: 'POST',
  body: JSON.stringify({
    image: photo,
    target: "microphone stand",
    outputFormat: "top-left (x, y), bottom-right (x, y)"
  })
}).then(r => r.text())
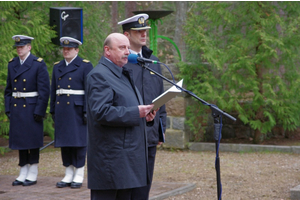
top-left (139, 61), bottom-right (236, 200)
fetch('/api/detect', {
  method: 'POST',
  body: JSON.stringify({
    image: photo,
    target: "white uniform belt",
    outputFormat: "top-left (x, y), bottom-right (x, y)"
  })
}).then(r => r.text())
top-left (56, 89), bottom-right (85, 95)
top-left (12, 91), bottom-right (39, 98)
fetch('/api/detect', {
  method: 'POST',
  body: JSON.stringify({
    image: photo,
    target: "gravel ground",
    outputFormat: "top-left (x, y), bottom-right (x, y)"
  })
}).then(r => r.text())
top-left (1, 147), bottom-right (299, 200)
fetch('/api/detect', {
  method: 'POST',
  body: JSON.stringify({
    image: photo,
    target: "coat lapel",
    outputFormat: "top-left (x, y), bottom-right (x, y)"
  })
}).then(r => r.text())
top-left (58, 56), bottom-right (81, 77)
top-left (14, 54), bottom-right (33, 79)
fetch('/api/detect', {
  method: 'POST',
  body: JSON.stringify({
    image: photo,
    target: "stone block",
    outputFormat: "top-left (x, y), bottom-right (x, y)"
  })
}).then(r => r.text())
top-left (166, 96), bottom-right (185, 116)
top-left (290, 185), bottom-right (300, 200)
top-left (172, 117), bottom-right (185, 130)
top-left (163, 130), bottom-right (189, 149)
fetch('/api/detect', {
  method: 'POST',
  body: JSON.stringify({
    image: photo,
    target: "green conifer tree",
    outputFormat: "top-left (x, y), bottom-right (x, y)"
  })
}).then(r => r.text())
top-left (179, 2), bottom-right (300, 143)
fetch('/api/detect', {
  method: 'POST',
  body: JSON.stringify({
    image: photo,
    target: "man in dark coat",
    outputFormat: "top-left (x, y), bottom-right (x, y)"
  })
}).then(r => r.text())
top-left (4, 35), bottom-right (50, 186)
top-left (86, 33), bottom-right (156, 200)
top-left (118, 14), bottom-right (167, 199)
top-left (50, 36), bottom-right (93, 189)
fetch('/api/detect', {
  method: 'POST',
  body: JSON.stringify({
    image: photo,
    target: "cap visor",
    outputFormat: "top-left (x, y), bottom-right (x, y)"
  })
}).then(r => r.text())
top-left (131, 26), bottom-right (151, 30)
top-left (13, 44), bottom-right (26, 47)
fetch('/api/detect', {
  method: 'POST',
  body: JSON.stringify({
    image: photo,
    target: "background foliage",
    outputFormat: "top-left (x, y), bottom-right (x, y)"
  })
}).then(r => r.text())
top-left (179, 2), bottom-right (300, 143)
top-left (0, 1), bottom-right (177, 152)
top-left (2, 1), bottom-right (300, 147)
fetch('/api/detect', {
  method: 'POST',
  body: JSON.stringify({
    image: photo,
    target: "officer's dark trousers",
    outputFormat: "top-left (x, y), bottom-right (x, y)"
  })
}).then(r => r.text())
top-left (131, 146), bottom-right (157, 200)
top-left (18, 148), bottom-right (39, 166)
top-left (61, 146), bottom-right (86, 168)
top-left (91, 189), bottom-right (132, 200)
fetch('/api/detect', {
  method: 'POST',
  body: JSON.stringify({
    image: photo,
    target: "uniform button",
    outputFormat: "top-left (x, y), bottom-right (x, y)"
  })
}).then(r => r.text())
top-left (14, 104), bottom-right (17, 107)
top-left (69, 77), bottom-right (72, 81)
top-left (58, 85), bottom-right (60, 88)
top-left (67, 94), bottom-right (70, 97)
top-left (68, 85), bottom-right (70, 88)
top-left (14, 88), bottom-right (16, 91)
top-left (14, 79), bottom-right (17, 82)
top-left (57, 102), bottom-right (59, 104)
top-left (23, 88), bottom-right (26, 91)
top-left (67, 102), bottom-right (70, 105)
top-left (59, 77), bottom-right (61, 80)
top-left (23, 105), bottom-right (26, 108)
top-left (23, 79), bottom-right (26, 82)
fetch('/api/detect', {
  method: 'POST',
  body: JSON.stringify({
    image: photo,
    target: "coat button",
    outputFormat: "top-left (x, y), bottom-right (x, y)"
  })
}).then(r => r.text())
top-left (67, 102), bottom-right (70, 105)
top-left (23, 88), bottom-right (26, 91)
top-left (23, 105), bottom-right (26, 108)
top-left (14, 87), bottom-right (16, 91)
top-left (58, 85), bottom-right (60, 88)
top-left (14, 79), bottom-right (17, 82)
top-left (57, 102), bottom-right (59, 104)
top-left (68, 85), bottom-right (70, 88)
top-left (69, 77), bottom-right (72, 81)
top-left (14, 104), bottom-right (17, 107)
top-left (23, 79), bottom-right (26, 82)
top-left (67, 94), bottom-right (70, 97)
top-left (59, 77), bottom-right (61, 80)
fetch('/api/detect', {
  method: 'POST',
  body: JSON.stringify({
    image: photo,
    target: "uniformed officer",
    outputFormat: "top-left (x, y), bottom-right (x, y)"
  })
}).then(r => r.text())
top-left (4, 35), bottom-right (50, 186)
top-left (50, 36), bottom-right (93, 189)
top-left (118, 14), bottom-right (167, 199)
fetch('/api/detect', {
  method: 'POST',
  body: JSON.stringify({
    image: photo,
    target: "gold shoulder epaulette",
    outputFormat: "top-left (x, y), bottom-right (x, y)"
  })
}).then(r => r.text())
top-left (54, 61), bottom-right (60, 65)
top-left (37, 57), bottom-right (43, 62)
top-left (9, 58), bottom-right (13, 63)
top-left (83, 59), bottom-right (90, 63)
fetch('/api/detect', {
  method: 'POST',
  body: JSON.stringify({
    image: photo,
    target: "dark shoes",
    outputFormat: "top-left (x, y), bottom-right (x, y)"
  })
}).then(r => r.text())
top-left (12, 179), bottom-right (37, 186)
top-left (56, 181), bottom-right (71, 188)
top-left (23, 179), bottom-right (37, 186)
top-left (71, 182), bottom-right (82, 189)
top-left (12, 180), bottom-right (23, 186)
top-left (56, 181), bottom-right (82, 188)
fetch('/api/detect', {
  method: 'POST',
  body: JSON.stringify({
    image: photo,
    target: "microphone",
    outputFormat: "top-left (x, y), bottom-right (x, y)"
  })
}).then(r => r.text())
top-left (127, 54), bottom-right (161, 64)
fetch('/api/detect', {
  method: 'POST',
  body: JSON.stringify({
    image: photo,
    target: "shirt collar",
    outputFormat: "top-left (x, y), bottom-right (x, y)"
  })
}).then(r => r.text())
top-left (129, 49), bottom-right (143, 58)
top-left (65, 54), bottom-right (78, 66)
top-left (20, 52), bottom-right (30, 64)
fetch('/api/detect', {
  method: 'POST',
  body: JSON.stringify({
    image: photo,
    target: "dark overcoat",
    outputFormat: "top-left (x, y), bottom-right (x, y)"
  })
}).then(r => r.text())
top-left (50, 56), bottom-right (93, 147)
top-left (4, 53), bottom-right (50, 150)
top-left (124, 46), bottom-right (167, 146)
top-left (86, 56), bottom-right (148, 190)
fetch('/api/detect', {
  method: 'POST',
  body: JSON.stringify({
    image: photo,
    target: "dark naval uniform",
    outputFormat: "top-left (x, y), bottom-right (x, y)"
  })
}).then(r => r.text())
top-left (50, 56), bottom-right (93, 155)
top-left (51, 36), bottom-right (93, 189)
top-left (126, 46), bottom-right (167, 146)
top-left (5, 34), bottom-right (50, 187)
top-left (5, 54), bottom-right (50, 150)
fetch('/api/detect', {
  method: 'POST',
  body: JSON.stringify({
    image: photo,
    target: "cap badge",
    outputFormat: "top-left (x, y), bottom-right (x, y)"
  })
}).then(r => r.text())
top-left (138, 17), bottom-right (145, 25)
top-left (63, 39), bottom-right (70, 45)
top-left (15, 37), bottom-right (20, 42)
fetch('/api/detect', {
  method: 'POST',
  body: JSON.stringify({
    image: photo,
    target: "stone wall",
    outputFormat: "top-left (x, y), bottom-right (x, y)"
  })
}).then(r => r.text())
top-left (160, 64), bottom-right (189, 149)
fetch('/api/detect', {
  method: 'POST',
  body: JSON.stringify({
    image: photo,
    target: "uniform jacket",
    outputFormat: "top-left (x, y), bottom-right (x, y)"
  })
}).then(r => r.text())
top-left (86, 56), bottom-right (148, 190)
top-left (50, 56), bottom-right (93, 147)
top-left (124, 46), bottom-right (167, 146)
top-left (4, 53), bottom-right (50, 150)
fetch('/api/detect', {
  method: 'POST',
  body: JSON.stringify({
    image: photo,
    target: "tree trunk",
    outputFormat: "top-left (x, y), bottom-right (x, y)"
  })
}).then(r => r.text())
top-left (253, 39), bottom-right (264, 144)
top-left (125, 2), bottom-right (136, 18)
top-left (111, 2), bottom-right (118, 32)
top-left (174, 1), bottom-right (188, 62)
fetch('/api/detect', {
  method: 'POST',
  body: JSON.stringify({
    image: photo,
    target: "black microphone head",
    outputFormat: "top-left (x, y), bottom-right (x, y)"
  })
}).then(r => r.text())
top-left (128, 54), bottom-right (138, 64)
